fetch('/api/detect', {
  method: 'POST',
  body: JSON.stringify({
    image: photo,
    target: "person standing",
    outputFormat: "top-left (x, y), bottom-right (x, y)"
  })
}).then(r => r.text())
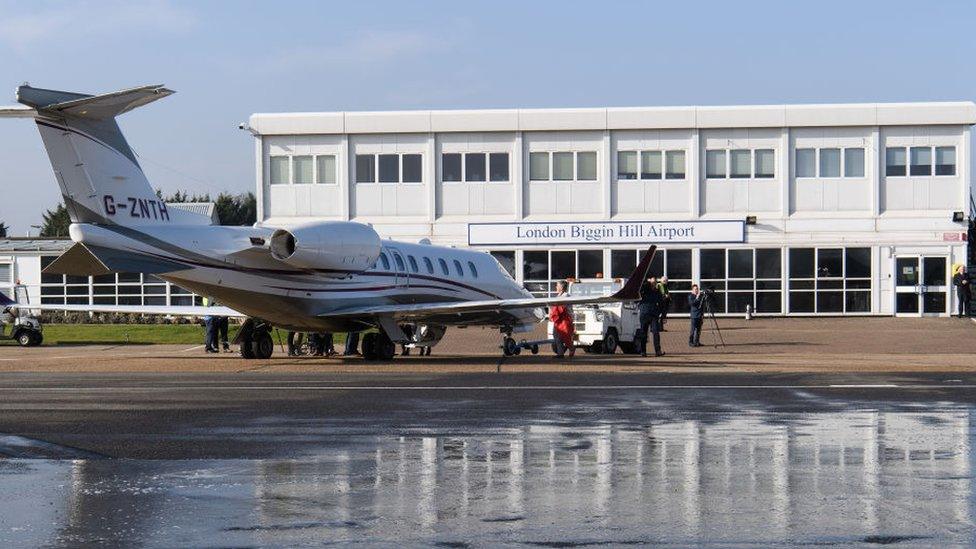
top-left (287, 331), bottom-right (304, 356)
top-left (549, 280), bottom-right (575, 358)
top-left (953, 265), bottom-right (971, 318)
top-left (657, 276), bottom-right (672, 331)
top-left (216, 316), bottom-right (230, 352)
top-left (687, 284), bottom-right (705, 347)
top-left (202, 297), bottom-right (218, 354)
top-left (636, 277), bottom-right (664, 357)
top-left (344, 332), bottom-right (360, 356)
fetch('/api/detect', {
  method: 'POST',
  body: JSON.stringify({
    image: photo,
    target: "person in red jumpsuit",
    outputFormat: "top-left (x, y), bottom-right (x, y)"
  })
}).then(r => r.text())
top-left (549, 280), bottom-right (575, 358)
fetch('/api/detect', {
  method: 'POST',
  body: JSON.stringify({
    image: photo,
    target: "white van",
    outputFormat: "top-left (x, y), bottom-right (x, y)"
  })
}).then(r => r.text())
top-left (546, 279), bottom-right (642, 354)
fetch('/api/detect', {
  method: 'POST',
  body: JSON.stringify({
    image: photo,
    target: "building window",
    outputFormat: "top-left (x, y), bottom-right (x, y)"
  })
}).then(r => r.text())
top-left (316, 155), bottom-right (337, 184)
top-left (269, 156), bottom-right (290, 185)
top-left (552, 152), bottom-right (574, 181)
top-left (522, 250), bottom-right (549, 295)
top-left (618, 151), bottom-right (638, 180)
top-left (886, 147), bottom-right (906, 177)
top-left (578, 249), bottom-right (603, 278)
top-left (489, 153), bottom-right (509, 182)
top-left (292, 156), bottom-right (313, 184)
top-left (641, 151), bottom-right (662, 179)
top-left (577, 152), bottom-right (597, 180)
top-left (356, 154), bottom-right (376, 183)
top-left (465, 153), bottom-right (486, 182)
top-left (910, 146), bottom-right (932, 176)
top-left (402, 154), bottom-right (422, 183)
top-left (442, 153), bottom-right (462, 182)
top-left (529, 152), bottom-right (549, 181)
top-left (490, 251), bottom-right (516, 279)
top-left (378, 154), bottom-right (399, 183)
top-left (819, 148), bottom-right (841, 178)
top-left (729, 150), bottom-right (751, 178)
top-left (789, 247), bottom-right (871, 313)
top-left (935, 146), bottom-right (956, 176)
top-left (665, 150), bottom-right (685, 179)
top-left (706, 150), bottom-right (727, 178)
top-left (0, 263), bottom-right (11, 284)
top-left (754, 149), bottom-right (775, 178)
top-left (844, 148), bottom-right (865, 178)
top-left (795, 148), bottom-right (816, 178)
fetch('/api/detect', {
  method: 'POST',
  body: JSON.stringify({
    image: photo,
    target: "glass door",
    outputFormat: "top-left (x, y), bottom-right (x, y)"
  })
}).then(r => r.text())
top-left (894, 257), bottom-right (920, 315)
top-left (894, 256), bottom-right (949, 316)
top-left (921, 256), bottom-right (948, 315)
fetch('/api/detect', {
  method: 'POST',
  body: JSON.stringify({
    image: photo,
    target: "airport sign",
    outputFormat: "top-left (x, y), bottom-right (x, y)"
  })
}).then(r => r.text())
top-left (468, 220), bottom-right (745, 246)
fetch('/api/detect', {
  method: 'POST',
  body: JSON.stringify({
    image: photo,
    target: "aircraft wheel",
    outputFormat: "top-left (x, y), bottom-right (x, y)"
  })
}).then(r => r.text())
top-left (240, 341), bottom-right (255, 359)
top-left (503, 337), bottom-right (519, 356)
top-left (377, 333), bottom-right (396, 360)
top-left (361, 332), bottom-right (378, 360)
top-left (531, 344), bottom-right (539, 355)
top-left (603, 330), bottom-right (619, 355)
top-left (253, 331), bottom-right (274, 359)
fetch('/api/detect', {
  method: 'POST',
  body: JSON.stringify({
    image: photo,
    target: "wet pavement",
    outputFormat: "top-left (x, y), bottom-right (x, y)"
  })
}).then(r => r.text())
top-left (0, 372), bottom-right (974, 547)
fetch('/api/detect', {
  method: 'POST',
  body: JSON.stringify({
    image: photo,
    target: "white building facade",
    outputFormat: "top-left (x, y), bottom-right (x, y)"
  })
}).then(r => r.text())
top-left (261, 103), bottom-right (972, 316)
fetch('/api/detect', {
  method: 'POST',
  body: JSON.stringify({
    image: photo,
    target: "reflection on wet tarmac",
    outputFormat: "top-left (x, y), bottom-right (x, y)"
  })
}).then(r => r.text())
top-left (0, 408), bottom-right (972, 547)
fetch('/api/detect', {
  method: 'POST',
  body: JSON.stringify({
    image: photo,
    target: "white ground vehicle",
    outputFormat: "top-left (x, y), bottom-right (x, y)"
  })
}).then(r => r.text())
top-left (0, 287), bottom-right (43, 347)
top-left (547, 279), bottom-right (642, 354)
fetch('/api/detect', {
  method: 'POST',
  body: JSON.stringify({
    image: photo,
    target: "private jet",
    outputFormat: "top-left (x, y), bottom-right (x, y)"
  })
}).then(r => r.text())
top-left (0, 84), bottom-right (654, 360)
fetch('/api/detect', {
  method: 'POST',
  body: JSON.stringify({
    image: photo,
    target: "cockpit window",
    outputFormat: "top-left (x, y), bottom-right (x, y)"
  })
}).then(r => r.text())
top-left (393, 253), bottom-right (406, 272)
top-left (379, 253), bottom-right (390, 270)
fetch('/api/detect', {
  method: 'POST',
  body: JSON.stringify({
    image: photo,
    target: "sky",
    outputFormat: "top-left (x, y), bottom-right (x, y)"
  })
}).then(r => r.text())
top-left (0, 0), bottom-right (974, 234)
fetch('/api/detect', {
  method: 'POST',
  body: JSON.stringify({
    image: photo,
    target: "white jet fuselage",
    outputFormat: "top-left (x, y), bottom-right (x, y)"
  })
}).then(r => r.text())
top-left (70, 222), bottom-right (542, 332)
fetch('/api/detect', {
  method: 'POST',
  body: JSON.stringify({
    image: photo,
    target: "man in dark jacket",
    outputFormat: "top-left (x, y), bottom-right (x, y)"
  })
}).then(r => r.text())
top-left (636, 277), bottom-right (664, 357)
top-left (688, 284), bottom-right (705, 347)
top-left (953, 266), bottom-right (971, 318)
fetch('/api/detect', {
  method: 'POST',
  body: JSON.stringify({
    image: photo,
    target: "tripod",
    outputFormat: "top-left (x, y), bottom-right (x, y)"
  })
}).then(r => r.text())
top-left (701, 291), bottom-right (726, 348)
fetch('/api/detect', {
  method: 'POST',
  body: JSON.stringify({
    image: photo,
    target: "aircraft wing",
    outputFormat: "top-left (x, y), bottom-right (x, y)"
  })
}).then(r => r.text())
top-left (0, 292), bottom-right (242, 318)
top-left (323, 245), bottom-right (657, 321)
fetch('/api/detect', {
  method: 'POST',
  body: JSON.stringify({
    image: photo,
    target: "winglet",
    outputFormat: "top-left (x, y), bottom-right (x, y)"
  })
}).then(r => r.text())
top-left (611, 245), bottom-right (657, 301)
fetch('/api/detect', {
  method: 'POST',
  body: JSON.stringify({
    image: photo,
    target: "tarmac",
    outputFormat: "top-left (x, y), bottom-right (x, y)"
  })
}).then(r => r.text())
top-left (1, 316), bottom-right (975, 373)
top-left (1, 317), bottom-right (975, 546)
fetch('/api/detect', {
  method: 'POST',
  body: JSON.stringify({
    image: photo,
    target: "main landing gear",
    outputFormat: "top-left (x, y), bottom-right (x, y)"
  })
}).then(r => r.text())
top-left (236, 319), bottom-right (274, 360)
top-left (361, 331), bottom-right (396, 361)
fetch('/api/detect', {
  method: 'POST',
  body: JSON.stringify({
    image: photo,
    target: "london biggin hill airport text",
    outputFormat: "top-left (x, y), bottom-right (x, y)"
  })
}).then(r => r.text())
top-left (516, 223), bottom-right (697, 242)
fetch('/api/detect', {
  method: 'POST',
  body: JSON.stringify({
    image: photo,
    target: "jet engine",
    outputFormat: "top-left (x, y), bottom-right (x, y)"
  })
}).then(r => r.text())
top-left (269, 221), bottom-right (381, 274)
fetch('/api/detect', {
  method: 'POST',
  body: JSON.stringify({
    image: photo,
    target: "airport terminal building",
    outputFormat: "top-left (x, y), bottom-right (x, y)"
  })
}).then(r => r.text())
top-left (247, 101), bottom-right (976, 317)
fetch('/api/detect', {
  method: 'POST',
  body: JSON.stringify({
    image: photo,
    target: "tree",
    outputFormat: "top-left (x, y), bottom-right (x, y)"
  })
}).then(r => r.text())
top-left (40, 204), bottom-right (70, 237)
top-left (0, 221), bottom-right (7, 238)
top-left (215, 192), bottom-right (256, 226)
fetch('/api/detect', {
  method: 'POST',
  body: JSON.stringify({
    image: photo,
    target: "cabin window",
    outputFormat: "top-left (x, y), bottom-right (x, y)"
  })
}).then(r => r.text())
top-left (379, 253), bottom-right (390, 270)
top-left (438, 258), bottom-right (449, 276)
top-left (408, 255), bottom-right (419, 273)
top-left (393, 253), bottom-right (405, 272)
top-left (468, 261), bottom-right (478, 278)
top-left (423, 257), bottom-right (434, 274)
top-left (453, 259), bottom-right (464, 277)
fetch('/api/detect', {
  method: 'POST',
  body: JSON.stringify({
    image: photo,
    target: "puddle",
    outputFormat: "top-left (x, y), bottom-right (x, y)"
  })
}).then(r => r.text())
top-left (0, 408), bottom-right (972, 547)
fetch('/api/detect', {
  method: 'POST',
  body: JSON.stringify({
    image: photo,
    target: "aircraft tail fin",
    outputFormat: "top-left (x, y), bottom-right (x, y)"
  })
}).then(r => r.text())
top-left (10, 84), bottom-right (209, 227)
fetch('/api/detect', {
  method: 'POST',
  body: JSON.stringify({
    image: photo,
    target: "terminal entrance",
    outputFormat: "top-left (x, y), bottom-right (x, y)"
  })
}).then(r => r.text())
top-left (894, 256), bottom-right (949, 316)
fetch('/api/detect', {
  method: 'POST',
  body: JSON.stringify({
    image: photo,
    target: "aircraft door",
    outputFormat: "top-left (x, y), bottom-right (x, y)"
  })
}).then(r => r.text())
top-left (389, 248), bottom-right (409, 288)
